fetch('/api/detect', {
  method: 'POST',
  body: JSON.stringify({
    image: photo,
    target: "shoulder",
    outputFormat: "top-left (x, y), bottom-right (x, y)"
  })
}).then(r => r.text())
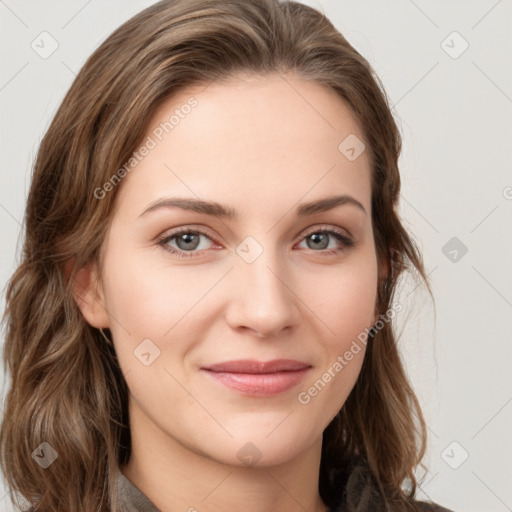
top-left (325, 460), bottom-right (456, 512)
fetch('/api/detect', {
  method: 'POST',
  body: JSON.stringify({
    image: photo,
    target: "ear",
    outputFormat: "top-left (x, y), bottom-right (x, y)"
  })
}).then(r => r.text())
top-left (70, 260), bottom-right (110, 329)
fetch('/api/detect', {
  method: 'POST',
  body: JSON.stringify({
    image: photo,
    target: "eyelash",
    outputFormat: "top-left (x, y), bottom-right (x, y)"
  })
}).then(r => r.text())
top-left (156, 226), bottom-right (354, 259)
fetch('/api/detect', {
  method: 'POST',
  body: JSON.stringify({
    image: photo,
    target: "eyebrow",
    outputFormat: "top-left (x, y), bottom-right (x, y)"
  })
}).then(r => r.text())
top-left (139, 194), bottom-right (367, 219)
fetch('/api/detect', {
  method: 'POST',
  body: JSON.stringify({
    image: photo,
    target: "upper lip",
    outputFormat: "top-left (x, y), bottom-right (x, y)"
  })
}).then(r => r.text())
top-left (202, 359), bottom-right (311, 374)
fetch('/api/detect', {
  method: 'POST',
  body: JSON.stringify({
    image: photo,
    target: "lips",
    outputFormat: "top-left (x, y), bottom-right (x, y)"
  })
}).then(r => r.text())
top-left (201, 359), bottom-right (312, 396)
top-left (202, 359), bottom-right (311, 374)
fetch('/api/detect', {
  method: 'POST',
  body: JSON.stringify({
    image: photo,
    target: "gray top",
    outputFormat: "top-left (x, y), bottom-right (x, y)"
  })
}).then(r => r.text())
top-left (114, 467), bottom-right (453, 512)
top-left (116, 468), bottom-right (160, 512)
top-left (24, 468), bottom-right (453, 511)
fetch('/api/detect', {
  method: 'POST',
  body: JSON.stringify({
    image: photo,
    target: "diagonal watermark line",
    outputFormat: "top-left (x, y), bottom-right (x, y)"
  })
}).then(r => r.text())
top-left (0, 62), bottom-right (29, 92)
top-left (74, 290), bottom-right (131, 336)
top-left (407, 0), bottom-right (439, 29)
top-left (266, 163), bottom-right (337, 234)
top-left (406, 265), bottom-right (438, 298)
top-left (61, 60), bottom-right (90, 90)
top-left (422, 471), bottom-right (439, 490)
top-left (61, 0), bottom-right (93, 29)
top-left (201, 470), bottom-right (234, 502)
top-left (265, 410), bottom-right (294, 438)
top-left (164, 367), bottom-right (234, 438)
top-left (199, 78), bottom-right (215, 94)
top-left (416, 485), bottom-right (435, 505)
top-left (411, 407), bottom-right (439, 440)
top-left (471, 0), bottom-right (503, 30)
top-left (426, 423), bottom-right (440, 440)
top-left (472, 60), bottom-right (512, 104)
top-left (472, 397), bottom-right (512, 439)
top-left (264, 470), bottom-right (309, 512)
top-left (470, 204), bottom-right (499, 233)
top-left (400, 193), bottom-right (439, 233)
top-left (277, 72), bottom-right (336, 131)
top-left (0, 202), bottom-right (22, 226)
top-left (61, 60), bottom-right (77, 77)
top-left (0, 491), bottom-right (10, 507)
top-left (163, 163), bottom-right (201, 197)
top-left (471, 471), bottom-right (512, 510)
top-left (392, 62), bottom-right (439, 108)
top-left (0, 0), bottom-right (29, 28)
top-left (265, 265), bottom-right (336, 335)
top-left (163, 162), bottom-right (234, 236)
top-left (162, 267), bottom-right (234, 337)
top-left (471, 265), bottom-right (512, 308)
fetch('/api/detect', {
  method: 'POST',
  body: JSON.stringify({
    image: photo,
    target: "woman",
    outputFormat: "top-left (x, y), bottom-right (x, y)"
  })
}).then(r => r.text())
top-left (0, 0), bottom-right (454, 511)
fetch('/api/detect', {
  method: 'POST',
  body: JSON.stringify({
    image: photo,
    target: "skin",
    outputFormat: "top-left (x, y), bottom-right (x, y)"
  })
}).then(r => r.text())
top-left (75, 73), bottom-right (386, 512)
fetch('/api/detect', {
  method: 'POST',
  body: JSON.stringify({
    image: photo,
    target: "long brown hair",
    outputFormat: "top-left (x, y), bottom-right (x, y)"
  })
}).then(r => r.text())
top-left (1, 1), bottom-right (433, 510)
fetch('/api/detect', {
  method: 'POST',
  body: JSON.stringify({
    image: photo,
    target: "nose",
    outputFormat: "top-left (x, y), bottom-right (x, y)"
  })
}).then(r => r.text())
top-left (224, 255), bottom-right (301, 339)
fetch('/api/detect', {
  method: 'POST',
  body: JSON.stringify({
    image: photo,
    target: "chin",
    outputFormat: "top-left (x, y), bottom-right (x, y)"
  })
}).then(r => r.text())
top-left (204, 424), bottom-right (317, 469)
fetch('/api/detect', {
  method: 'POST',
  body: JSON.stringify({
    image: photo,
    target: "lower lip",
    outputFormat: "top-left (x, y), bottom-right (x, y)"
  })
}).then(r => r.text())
top-left (201, 368), bottom-right (311, 396)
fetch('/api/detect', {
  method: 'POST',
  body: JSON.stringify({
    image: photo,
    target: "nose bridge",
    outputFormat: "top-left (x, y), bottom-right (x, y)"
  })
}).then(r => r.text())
top-left (226, 235), bottom-right (299, 337)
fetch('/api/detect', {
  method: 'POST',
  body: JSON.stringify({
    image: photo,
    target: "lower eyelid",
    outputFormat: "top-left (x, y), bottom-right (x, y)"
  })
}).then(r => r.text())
top-left (159, 230), bottom-right (213, 251)
top-left (159, 228), bottom-right (352, 256)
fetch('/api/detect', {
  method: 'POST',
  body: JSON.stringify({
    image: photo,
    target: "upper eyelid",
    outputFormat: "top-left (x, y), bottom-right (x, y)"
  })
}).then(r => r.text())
top-left (301, 224), bottom-right (352, 238)
top-left (158, 223), bottom-right (353, 245)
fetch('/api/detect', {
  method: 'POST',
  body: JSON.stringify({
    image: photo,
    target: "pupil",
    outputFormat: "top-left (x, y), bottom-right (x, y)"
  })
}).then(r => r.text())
top-left (310, 233), bottom-right (327, 249)
top-left (180, 233), bottom-right (197, 249)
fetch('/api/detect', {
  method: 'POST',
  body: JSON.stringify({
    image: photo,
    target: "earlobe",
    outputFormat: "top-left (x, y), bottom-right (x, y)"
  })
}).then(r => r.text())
top-left (71, 262), bottom-right (110, 329)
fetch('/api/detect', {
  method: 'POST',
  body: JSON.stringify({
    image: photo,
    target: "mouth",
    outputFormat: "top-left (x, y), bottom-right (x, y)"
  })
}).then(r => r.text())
top-left (202, 359), bottom-right (311, 373)
top-left (201, 359), bottom-right (312, 396)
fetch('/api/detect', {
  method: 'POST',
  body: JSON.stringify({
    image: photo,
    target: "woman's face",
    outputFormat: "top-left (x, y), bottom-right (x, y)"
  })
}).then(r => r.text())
top-left (82, 73), bottom-right (382, 468)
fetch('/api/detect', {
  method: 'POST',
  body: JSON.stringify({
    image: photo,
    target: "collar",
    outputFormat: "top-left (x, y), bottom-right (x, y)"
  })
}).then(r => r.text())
top-left (116, 468), bottom-right (160, 511)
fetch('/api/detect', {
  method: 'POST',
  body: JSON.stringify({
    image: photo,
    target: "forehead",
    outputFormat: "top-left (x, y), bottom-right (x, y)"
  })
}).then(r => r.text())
top-left (113, 73), bottom-right (372, 220)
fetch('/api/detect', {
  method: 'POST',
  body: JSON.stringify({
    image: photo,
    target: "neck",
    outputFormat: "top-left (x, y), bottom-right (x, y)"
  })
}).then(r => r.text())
top-left (120, 400), bottom-right (330, 512)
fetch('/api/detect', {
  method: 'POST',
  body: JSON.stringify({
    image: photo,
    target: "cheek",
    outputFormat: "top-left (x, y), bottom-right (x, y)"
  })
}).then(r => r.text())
top-left (312, 251), bottom-right (378, 343)
top-left (101, 245), bottom-right (200, 336)
top-left (331, 273), bottom-right (377, 340)
top-left (299, 250), bottom-right (377, 391)
top-left (296, 262), bottom-right (376, 420)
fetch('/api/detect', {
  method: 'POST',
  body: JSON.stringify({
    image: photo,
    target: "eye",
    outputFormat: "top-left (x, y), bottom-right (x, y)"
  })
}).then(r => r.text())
top-left (157, 228), bottom-right (215, 258)
top-left (297, 226), bottom-right (354, 256)
top-left (156, 225), bottom-right (354, 259)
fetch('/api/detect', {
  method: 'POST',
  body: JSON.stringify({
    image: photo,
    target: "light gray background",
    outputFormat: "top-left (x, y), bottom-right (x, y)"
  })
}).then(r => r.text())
top-left (1, 1), bottom-right (511, 511)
